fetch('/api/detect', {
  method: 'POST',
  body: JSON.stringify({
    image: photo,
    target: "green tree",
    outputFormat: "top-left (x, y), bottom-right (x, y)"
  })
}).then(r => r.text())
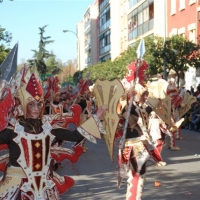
top-left (0, 26), bottom-right (12, 65)
top-left (148, 35), bottom-right (200, 85)
top-left (73, 71), bottom-right (82, 84)
top-left (0, 45), bottom-right (10, 64)
top-left (81, 35), bottom-right (200, 84)
top-left (30, 25), bottom-right (54, 74)
top-left (82, 36), bottom-right (156, 82)
top-left (45, 52), bottom-right (61, 74)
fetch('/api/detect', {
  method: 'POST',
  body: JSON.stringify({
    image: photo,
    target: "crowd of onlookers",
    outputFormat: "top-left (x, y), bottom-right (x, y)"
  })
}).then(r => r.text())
top-left (181, 85), bottom-right (200, 131)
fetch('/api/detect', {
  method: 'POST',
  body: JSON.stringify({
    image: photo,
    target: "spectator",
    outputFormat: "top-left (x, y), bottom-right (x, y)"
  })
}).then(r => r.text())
top-left (189, 102), bottom-right (200, 131)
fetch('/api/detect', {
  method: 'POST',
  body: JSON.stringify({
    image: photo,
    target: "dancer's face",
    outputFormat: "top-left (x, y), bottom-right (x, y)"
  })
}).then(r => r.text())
top-left (27, 100), bottom-right (43, 119)
top-left (55, 93), bottom-right (61, 102)
top-left (140, 91), bottom-right (149, 104)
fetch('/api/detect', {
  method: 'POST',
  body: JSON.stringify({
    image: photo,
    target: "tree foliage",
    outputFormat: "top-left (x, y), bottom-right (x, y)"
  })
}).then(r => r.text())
top-left (0, 45), bottom-right (10, 65)
top-left (147, 35), bottom-right (200, 84)
top-left (45, 52), bottom-right (61, 74)
top-left (0, 26), bottom-right (12, 65)
top-left (30, 25), bottom-right (54, 74)
top-left (81, 35), bottom-right (200, 84)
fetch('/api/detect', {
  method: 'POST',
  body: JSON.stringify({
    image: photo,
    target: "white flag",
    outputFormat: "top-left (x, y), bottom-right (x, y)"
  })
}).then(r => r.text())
top-left (136, 38), bottom-right (145, 59)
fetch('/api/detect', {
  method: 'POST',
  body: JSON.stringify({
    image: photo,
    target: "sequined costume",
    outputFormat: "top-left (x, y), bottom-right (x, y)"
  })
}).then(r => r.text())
top-left (0, 65), bottom-right (106, 200)
top-left (118, 83), bottom-right (160, 200)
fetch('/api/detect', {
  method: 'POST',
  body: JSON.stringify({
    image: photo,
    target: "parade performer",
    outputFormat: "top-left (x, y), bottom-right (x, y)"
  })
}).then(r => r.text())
top-left (77, 89), bottom-right (96, 152)
top-left (148, 76), bottom-right (183, 151)
top-left (165, 77), bottom-right (184, 151)
top-left (148, 111), bottom-right (167, 166)
top-left (0, 64), bottom-right (106, 200)
top-left (166, 69), bottom-right (186, 141)
top-left (44, 75), bottom-right (68, 115)
top-left (118, 82), bottom-right (162, 200)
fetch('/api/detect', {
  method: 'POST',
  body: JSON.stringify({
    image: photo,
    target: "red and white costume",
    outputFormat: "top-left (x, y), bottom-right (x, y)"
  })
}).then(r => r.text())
top-left (0, 65), bottom-right (106, 199)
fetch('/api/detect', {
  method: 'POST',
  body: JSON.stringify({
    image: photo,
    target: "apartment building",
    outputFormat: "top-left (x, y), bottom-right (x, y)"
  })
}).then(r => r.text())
top-left (127, 0), bottom-right (166, 46)
top-left (77, 0), bottom-right (167, 69)
top-left (168, 0), bottom-right (196, 40)
top-left (167, 0), bottom-right (198, 89)
top-left (100, 0), bottom-right (167, 59)
top-left (77, 0), bottom-right (99, 71)
top-left (98, 0), bottom-right (125, 62)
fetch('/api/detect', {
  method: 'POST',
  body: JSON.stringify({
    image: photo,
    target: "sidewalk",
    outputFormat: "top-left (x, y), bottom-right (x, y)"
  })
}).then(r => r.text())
top-left (59, 129), bottom-right (200, 200)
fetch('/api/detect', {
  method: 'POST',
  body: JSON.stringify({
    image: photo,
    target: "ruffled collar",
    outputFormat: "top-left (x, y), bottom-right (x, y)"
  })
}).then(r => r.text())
top-left (18, 117), bottom-right (43, 134)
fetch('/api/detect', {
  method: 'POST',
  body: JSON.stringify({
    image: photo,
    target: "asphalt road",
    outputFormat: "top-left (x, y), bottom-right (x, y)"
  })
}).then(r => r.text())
top-left (58, 129), bottom-right (200, 200)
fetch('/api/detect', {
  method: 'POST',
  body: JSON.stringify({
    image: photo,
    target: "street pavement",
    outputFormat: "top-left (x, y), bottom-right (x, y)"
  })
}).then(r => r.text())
top-left (58, 129), bottom-right (200, 200)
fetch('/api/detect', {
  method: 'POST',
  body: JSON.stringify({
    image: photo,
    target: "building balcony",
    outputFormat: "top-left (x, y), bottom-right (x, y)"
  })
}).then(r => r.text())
top-left (128, 18), bottom-right (154, 41)
top-left (100, 20), bottom-right (110, 33)
top-left (100, 44), bottom-right (111, 56)
top-left (100, 0), bottom-right (109, 12)
top-left (85, 56), bottom-right (91, 65)
top-left (84, 19), bottom-right (91, 30)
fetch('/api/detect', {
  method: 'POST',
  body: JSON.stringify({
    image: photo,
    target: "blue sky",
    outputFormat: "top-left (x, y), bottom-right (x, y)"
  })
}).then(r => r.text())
top-left (0, 0), bottom-right (94, 64)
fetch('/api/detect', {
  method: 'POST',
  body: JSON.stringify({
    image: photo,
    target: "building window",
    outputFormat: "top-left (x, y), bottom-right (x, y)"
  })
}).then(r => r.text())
top-left (189, 0), bottom-right (196, 5)
top-left (143, 7), bottom-right (149, 22)
top-left (171, 0), bottom-right (176, 15)
top-left (179, 33), bottom-right (185, 37)
top-left (99, 6), bottom-right (110, 33)
top-left (128, 0), bottom-right (139, 9)
top-left (189, 29), bottom-right (196, 43)
top-left (198, 11), bottom-right (200, 21)
top-left (128, 15), bottom-right (138, 33)
top-left (169, 28), bottom-right (178, 36)
top-left (99, 30), bottom-right (111, 56)
top-left (128, 1), bottom-right (154, 41)
top-left (149, 3), bottom-right (154, 19)
top-left (138, 11), bottom-right (143, 25)
top-left (99, 54), bottom-right (111, 62)
top-left (178, 27), bottom-right (186, 36)
top-left (100, 0), bottom-right (109, 11)
top-left (179, 0), bottom-right (185, 10)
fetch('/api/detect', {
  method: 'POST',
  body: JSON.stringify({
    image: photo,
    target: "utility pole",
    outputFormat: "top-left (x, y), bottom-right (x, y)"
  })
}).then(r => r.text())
top-left (163, 0), bottom-right (167, 80)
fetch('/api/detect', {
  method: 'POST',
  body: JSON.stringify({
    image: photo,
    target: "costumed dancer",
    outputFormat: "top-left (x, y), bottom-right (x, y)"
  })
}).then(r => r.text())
top-left (44, 75), bottom-right (68, 115)
top-left (118, 82), bottom-right (162, 200)
top-left (0, 65), bottom-right (107, 199)
top-left (43, 75), bottom-right (76, 169)
top-left (71, 78), bottom-right (94, 153)
top-left (166, 76), bottom-right (184, 150)
top-left (148, 111), bottom-right (167, 166)
top-left (147, 76), bottom-right (183, 152)
top-left (146, 78), bottom-right (170, 166)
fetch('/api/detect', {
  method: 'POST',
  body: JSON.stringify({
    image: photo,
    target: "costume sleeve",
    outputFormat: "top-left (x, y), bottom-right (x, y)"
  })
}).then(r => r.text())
top-left (76, 114), bottom-right (106, 143)
top-left (0, 128), bottom-right (12, 144)
top-left (51, 128), bottom-right (84, 142)
top-left (145, 106), bottom-right (153, 114)
top-left (52, 114), bottom-right (105, 144)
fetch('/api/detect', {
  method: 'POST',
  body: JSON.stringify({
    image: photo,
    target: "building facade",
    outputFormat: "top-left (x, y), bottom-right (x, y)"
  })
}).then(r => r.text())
top-left (126, 0), bottom-right (166, 48)
top-left (167, 0), bottom-right (196, 41)
top-left (167, 0), bottom-right (198, 89)
top-left (76, 0), bottom-right (200, 89)
top-left (77, 0), bottom-right (99, 71)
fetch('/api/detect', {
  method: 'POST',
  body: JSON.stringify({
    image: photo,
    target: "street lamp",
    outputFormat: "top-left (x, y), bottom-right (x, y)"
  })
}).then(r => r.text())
top-left (63, 29), bottom-right (81, 79)
top-left (163, 0), bottom-right (167, 80)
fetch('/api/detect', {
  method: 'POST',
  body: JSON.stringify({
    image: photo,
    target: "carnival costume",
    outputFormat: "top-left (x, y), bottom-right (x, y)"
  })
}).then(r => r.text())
top-left (118, 83), bottom-right (162, 200)
top-left (148, 112), bottom-right (167, 166)
top-left (0, 64), bottom-right (106, 199)
top-left (166, 78), bottom-right (183, 141)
